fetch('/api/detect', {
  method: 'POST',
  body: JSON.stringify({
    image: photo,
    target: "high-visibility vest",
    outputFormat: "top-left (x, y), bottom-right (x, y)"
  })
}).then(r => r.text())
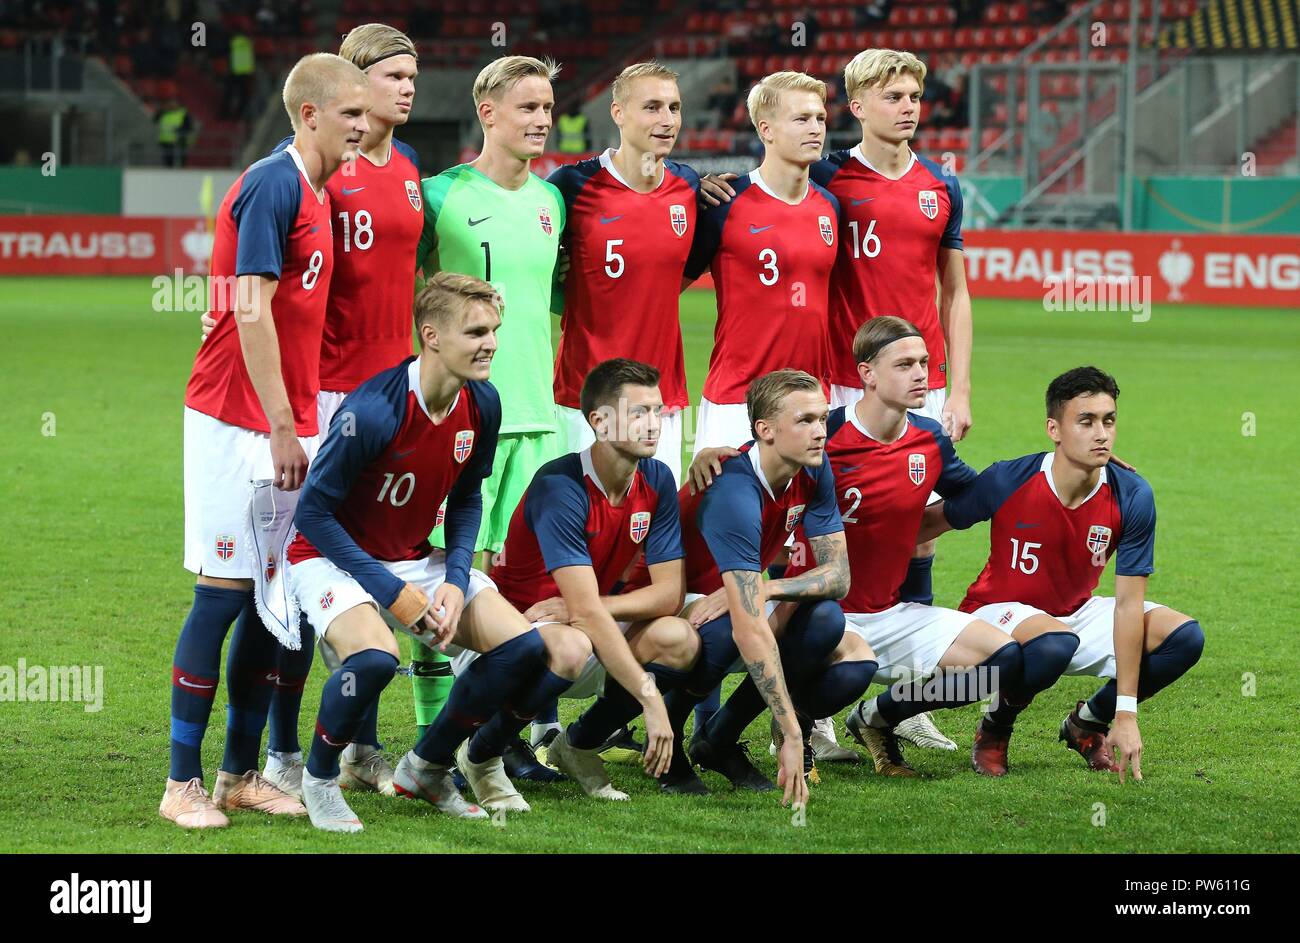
top-left (230, 35), bottom-right (254, 75)
top-left (158, 107), bottom-right (188, 145)
top-left (557, 113), bottom-right (588, 153)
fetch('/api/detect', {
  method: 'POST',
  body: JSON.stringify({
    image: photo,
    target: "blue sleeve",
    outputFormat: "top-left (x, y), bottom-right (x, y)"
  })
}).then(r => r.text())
top-left (697, 474), bottom-right (763, 574)
top-left (546, 164), bottom-right (584, 215)
top-left (671, 160), bottom-right (702, 193)
top-left (941, 173), bottom-right (964, 250)
top-left (801, 459), bottom-right (844, 538)
top-left (294, 391), bottom-right (405, 607)
top-left (441, 381), bottom-right (501, 593)
top-left (915, 417), bottom-right (978, 499)
top-left (683, 197), bottom-right (727, 280)
top-left (270, 135), bottom-right (292, 155)
top-left (808, 158), bottom-right (835, 189)
top-left (643, 461), bottom-right (684, 565)
top-left (942, 454), bottom-right (1044, 531)
top-left (231, 160), bottom-right (299, 278)
top-left (817, 185), bottom-right (841, 222)
top-left (393, 138), bottom-right (421, 175)
top-left (1114, 470), bottom-right (1156, 577)
top-left (525, 474), bottom-right (594, 572)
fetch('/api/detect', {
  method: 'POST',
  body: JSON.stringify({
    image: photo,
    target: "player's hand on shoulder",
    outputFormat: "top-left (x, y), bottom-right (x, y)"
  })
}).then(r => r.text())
top-left (1110, 454), bottom-right (1138, 471)
top-left (1107, 714), bottom-right (1143, 784)
top-left (698, 172), bottom-right (738, 207)
top-left (523, 595), bottom-right (569, 625)
top-left (685, 587), bottom-right (729, 627)
top-left (688, 445), bottom-right (741, 494)
top-left (270, 428), bottom-right (309, 491)
top-left (556, 245), bottom-right (571, 283)
top-left (942, 393), bottom-right (973, 442)
top-left (426, 583), bottom-right (466, 650)
top-left (200, 311), bottom-right (217, 341)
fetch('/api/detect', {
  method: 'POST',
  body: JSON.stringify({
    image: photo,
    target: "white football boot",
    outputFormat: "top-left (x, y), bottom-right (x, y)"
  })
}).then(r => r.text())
top-left (455, 741), bottom-right (531, 813)
top-left (546, 728), bottom-right (629, 801)
top-left (301, 770), bottom-right (364, 833)
top-left (392, 752), bottom-right (489, 819)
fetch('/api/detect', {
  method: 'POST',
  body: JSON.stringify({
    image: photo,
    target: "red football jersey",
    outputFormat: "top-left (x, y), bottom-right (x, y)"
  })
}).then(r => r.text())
top-left (317, 138), bottom-right (423, 392)
top-left (684, 170), bottom-right (839, 404)
top-left (186, 145), bottom-right (333, 435)
top-left (811, 147), bottom-right (963, 389)
top-left (788, 407), bottom-right (976, 613)
top-left (548, 152), bottom-right (700, 411)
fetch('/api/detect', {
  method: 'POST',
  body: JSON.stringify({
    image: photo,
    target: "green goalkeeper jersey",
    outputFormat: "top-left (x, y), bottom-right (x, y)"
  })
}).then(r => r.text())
top-left (416, 163), bottom-right (565, 435)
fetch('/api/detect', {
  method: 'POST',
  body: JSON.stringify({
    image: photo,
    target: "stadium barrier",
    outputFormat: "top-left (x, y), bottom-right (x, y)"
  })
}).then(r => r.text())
top-left (0, 215), bottom-right (207, 275)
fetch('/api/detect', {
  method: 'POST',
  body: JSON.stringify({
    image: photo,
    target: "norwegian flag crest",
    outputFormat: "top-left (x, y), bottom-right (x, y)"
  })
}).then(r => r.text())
top-left (406, 179), bottom-right (421, 211)
top-left (908, 452), bottom-right (927, 486)
top-left (320, 590), bottom-right (334, 610)
top-left (629, 511), bottom-right (651, 544)
top-left (670, 203), bottom-right (688, 237)
top-left (918, 190), bottom-right (939, 219)
top-left (264, 551), bottom-right (277, 583)
top-left (1087, 525), bottom-right (1113, 556)
top-left (215, 534), bottom-right (235, 561)
top-left (818, 214), bottom-right (834, 245)
top-left (435, 499), bottom-right (447, 529)
top-left (785, 504), bottom-right (806, 532)
top-left (538, 206), bottom-right (553, 235)
top-left (454, 430), bottom-right (475, 463)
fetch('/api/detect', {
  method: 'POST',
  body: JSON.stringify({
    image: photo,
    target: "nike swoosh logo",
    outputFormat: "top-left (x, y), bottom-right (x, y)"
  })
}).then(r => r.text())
top-left (852, 197), bottom-right (875, 205)
top-left (394, 448), bottom-right (416, 459)
top-left (177, 677), bottom-right (215, 690)
top-left (837, 464), bottom-right (862, 473)
top-left (264, 672), bottom-right (279, 683)
top-left (309, 226), bottom-right (320, 233)
top-left (341, 186), bottom-right (366, 195)
top-left (1015, 521), bottom-right (1040, 529)
top-left (749, 224), bottom-right (774, 234)
top-left (600, 215), bottom-right (623, 224)
top-left (468, 216), bottom-right (491, 226)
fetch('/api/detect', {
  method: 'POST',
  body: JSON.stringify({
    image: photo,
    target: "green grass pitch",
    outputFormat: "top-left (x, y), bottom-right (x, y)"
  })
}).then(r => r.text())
top-left (1, 276), bottom-right (1296, 853)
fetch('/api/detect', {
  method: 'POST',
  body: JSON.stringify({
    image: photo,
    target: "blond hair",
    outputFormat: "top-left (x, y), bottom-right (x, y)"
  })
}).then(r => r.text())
top-left (414, 272), bottom-right (502, 331)
top-left (472, 55), bottom-right (560, 106)
top-left (746, 369), bottom-right (823, 437)
top-left (746, 71), bottom-right (827, 131)
top-left (282, 53), bottom-right (368, 129)
top-left (611, 61), bottom-right (680, 103)
top-left (843, 48), bottom-right (927, 101)
top-left (338, 22), bottom-right (417, 70)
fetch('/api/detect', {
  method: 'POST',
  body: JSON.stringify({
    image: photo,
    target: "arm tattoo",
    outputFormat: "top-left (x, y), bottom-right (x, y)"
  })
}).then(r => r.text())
top-left (744, 642), bottom-right (794, 725)
top-left (767, 533), bottom-right (850, 602)
top-left (732, 570), bottom-right (764, 618)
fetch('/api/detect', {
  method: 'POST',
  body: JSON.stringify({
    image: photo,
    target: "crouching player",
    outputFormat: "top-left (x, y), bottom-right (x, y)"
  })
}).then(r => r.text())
top-left (287, 273), bottom-right (537, 830)
top-left (658, 370), bottom-right (862, 806)
top-left (784, 318), bottom-right (1032, 777)
top-left (920, 366), bottom-right (1204, 781)
top-left (459, 359), bottom-right (687, 805)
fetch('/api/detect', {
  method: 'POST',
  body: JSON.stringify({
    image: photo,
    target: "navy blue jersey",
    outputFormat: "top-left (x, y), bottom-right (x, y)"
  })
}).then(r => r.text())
top-left (491, 449), bottom-right (683, 611)
top-left (943, 453), bottom-right (1156, 616)
top-left (289, 357), bottom-right (500, 605)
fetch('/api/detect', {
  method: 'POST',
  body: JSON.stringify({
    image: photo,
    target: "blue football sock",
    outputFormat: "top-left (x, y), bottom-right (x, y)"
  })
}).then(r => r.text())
top-left (875, 641), bottom-right (1024, 727)
top-left (468, 669), bottom-right (572, 763)
top-left (1086, 620), bottom-right (1204, 723)
top-left (169, 584), bottom-right (248, 782)
top-left (413, 630), bottom-right (546, 766)
top-left (668, 613), bottom-right (738, 740)
top-left (567, 663), bottom-right (691, 750)
top-left (986, 631), bottom-right (1079, 729)
top-left (220, 597), bottom-right (281, 775)
top-left (306, 649), bottom-right (399, 779)
top-left (899, 554), bottom-right (935, 606)
top-left (352, 698), bottom-right (381, 749)
top-left (796, 660), bottom-right (878, 720)
top-left (267, 613), bottom-right (313, 754)
top-left (693, 687), bottom-right (721, 737)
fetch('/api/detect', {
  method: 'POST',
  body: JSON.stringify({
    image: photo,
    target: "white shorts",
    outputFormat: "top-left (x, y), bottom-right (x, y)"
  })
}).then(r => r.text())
top-left (183, 407), bottom-right (320, 578)
top-left (973, 596), bottom-right (1165, 679)
top-left (450, 617), bottom-right (632, 700)
top-left (317, 388), bottom-right (348, 435)
top-left (290, 551), bottom-right (496, 654)
top-left (844, 602), bottom-right (976, 684)
top-left (555, 403), bottom-right (684, 488)
top-left (690, 398), bottom-right (752, 457)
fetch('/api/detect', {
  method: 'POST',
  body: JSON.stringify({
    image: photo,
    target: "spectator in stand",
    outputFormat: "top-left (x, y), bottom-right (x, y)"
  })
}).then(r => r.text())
top-left (1030, 0), bottom-right (1069, 24)
top-left (752, 12), bottom-right (780, 54)
top-left (723, 16), bottom-right (752, 57)
top-left (797, 7), bottom-right (821, 50)
top-left (856, 0), bottom-right (894, 28)
top-left (952, 0), bottom-right (988, 28)
top-left (156, 90), bottom-right (194, 167)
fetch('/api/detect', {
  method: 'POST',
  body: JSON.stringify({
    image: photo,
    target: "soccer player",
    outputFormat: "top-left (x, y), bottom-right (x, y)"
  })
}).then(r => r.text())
top-left (456, 359), bottom-right (688, 805)
top-left (684, 71), bottom-right (839, 457)
top-left (261, 22), bottom-right (424, 802)
top-left (410, 57), bottom-right (567, 776)
top-left (654, 371), bottom-right (859, 806)
top-left (163, 53), bottom-right (369, 829)
top-left (286, 272), bottom-right (549, 830)
top-left (779, 317), bottom-right (1032, 777)
top-left (809, 48), bottom-right (976, 752)
top-left (920, 367), bottom-right (1205, 781)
